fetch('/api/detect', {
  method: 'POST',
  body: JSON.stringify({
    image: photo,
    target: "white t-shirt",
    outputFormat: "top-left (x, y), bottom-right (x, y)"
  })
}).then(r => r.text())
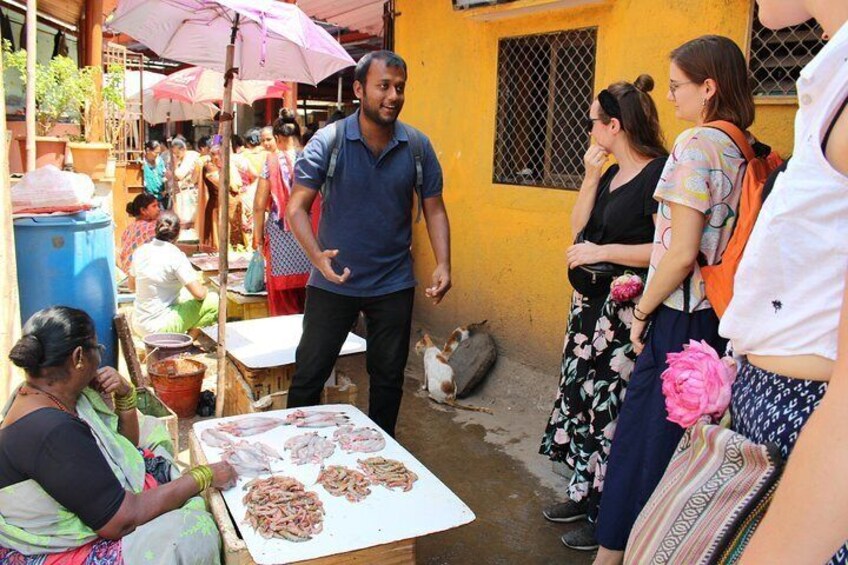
top-left (131, 239), bottom-right (198, 336)
top-left (719, 21), bottom-right (848, 361)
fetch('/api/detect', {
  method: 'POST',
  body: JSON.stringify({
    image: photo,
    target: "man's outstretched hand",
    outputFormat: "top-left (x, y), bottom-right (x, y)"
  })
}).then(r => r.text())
top-left (314, 249), bottom-right (351, 284)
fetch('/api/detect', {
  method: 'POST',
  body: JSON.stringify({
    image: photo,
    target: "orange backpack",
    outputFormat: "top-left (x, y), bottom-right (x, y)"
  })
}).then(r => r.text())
top-left (700, 121), bottom-right (783, 318)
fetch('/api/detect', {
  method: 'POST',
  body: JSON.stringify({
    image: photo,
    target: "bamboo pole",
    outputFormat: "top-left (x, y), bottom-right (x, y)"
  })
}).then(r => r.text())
top-left (0, 46), bottom-right (22, 403)
top-left (24, 0), bottom-right (36, 172)
top-left (214, 13), bottom-right (240, 418)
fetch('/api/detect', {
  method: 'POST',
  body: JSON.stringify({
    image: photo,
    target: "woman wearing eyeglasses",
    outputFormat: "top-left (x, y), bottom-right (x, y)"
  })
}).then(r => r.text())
top-left (592, 35), bottom-right (755, 564)
top-left (539, 74), bottom-right (668, 551)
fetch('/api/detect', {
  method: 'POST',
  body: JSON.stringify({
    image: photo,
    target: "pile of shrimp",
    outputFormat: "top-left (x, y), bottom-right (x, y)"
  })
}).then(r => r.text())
top-left (315, 465), bottom-right (373, 503)
top-left (357, 457), bottom-right (418, 492)
top-left (242, 476), bottom-right (324, 542)
top-left (332, 425), bottom-right (386, 453)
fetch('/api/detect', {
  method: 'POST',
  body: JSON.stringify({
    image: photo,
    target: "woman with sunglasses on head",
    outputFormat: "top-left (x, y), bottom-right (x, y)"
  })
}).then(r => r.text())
top-left (539, 75), bottom-right (668, 552)
top-left (0, 306), bottom-right (235, 563)
top-left (592, 35), bottom-right (756, 564)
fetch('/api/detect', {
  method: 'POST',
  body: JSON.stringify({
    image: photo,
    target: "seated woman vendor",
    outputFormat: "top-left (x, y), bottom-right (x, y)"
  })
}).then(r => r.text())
top-left (130, 211), bottom-right (219, 337)
top-left (0, 306), bottom-right (236, 563)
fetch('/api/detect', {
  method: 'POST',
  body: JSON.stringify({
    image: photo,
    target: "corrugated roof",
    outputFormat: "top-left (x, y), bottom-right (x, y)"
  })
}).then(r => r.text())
top-left (297, 0), bottom-right (387, 38)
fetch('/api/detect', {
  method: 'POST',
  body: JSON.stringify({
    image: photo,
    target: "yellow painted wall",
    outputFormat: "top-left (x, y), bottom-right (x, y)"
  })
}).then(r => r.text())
top-left (398, 0), bottom-right (797, 368)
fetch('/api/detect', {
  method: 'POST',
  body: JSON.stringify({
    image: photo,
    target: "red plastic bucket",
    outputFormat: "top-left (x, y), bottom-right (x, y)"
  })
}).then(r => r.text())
top-left (148, 358), bottom-right (206, 418)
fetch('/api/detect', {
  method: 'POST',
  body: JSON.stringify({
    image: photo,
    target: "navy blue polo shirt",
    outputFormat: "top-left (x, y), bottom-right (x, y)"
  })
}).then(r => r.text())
top-left (294, 111), bottom-right (443, 297)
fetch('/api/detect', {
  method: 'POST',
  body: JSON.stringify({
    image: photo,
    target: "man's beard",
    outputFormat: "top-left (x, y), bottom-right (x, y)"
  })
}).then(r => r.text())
top-left (361, 98), bottom-right (399, 126)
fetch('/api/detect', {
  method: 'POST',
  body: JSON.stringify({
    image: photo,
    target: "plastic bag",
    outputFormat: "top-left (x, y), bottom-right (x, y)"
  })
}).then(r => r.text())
top-left (12, 165), bottom-right (95, 213)
top-left (244, 250), bottom-right (266, 293)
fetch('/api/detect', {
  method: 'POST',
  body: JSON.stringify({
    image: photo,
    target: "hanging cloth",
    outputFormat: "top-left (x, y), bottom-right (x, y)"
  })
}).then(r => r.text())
top-left (52, 29), bottom-right (69, 58)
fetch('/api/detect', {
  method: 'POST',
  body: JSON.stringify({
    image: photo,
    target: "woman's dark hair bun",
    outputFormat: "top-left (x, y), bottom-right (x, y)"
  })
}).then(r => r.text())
top-left (155, 211), bottom-right (181, 242)
top-left (278, 107), bottom-right (296, 122)
top-left (125, 192), bottom-right (157, 218)
top-left (9, 334), bottom-right (44, 371)
top-left (633, 74), bottom-right (655, 93)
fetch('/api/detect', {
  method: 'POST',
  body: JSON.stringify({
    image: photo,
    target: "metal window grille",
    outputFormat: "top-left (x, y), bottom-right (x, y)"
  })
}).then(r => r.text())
top-left (749, 7), bottom-right (825, 97)
top-left (493, 28), bottom-right (596, 190)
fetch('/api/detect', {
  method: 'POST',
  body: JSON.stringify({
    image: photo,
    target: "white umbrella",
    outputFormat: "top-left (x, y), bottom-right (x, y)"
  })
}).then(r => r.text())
top-left (109, 0), bottom-right (355, 417)
top-left (141, 88), bottom-right (219, 125)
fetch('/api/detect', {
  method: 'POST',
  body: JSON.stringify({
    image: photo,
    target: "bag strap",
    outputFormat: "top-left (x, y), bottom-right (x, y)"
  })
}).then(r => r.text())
top-left (320, 118), bottom-right (346, 204)
top-left (704, 120), bottom-right (756, 162)
top-left (402, 122), bottom-right (425, 223)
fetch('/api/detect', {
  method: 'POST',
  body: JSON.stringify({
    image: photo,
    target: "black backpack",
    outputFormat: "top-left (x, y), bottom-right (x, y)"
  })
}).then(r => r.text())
top-left (320, 116), bottom-right (426, 222)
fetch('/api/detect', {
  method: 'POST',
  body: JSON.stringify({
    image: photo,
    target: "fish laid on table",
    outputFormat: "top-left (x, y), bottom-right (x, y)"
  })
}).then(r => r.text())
top-left (243, 476), bottom-right (325, 542)
top-left (316, 465), bottom-right (372, 503)
top-left (332, 425), bottom-right (386, 453)
top-left (284, 409), bottom-right (350, 428)
top-left (217, 416), bottom-right (284, 437)
top-left (223, 440), bottom-right (282, 478)
top-left (358, 457), bottom-right (418, 492)
top-left (201, 428), bottom-right (233, 448)
top-left (284, 432), bottom-right (336, 465)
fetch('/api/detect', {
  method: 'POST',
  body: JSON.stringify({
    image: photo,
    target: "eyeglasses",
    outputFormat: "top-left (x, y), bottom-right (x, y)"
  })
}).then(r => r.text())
top-left (669, 80), bottom-right (695, 98)
top-left (84, 342), bottom-right (106, 354)
top-left (586, 117), bottom-right (603, 132)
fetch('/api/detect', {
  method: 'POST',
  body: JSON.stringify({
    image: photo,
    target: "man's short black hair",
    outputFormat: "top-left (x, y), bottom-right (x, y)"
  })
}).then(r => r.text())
top-left (354, 50), bottom-right (407, 86)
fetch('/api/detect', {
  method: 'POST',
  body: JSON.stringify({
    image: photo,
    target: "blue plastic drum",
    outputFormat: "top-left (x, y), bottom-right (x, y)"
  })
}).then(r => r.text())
top-left (14, 210), bottom-right (118, 367)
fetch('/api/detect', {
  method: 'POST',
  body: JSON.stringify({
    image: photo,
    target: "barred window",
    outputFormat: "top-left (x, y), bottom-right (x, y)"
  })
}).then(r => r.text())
top-left (493, 28), bottom-right (597, 190)
top-left (749, 6), bottom-right (825, 97)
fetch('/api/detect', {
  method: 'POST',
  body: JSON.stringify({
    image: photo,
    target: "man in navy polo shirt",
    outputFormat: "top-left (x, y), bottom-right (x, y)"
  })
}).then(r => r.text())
top-left (286, 50), bottom-right (451, 436)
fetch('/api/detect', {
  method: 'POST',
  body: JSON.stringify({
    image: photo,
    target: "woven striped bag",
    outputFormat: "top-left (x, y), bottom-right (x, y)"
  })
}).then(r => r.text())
top-left (624, 419), bottom-right (783, 565)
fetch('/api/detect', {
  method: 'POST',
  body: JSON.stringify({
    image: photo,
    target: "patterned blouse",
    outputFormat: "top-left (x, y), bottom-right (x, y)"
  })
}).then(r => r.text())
top-left (118, 219), bottom-right (157, 273)
top-left (647, 127), bottom-right (746, 312)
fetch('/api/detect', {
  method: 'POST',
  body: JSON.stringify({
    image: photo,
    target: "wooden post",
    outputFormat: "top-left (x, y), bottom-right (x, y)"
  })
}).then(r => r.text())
top-left (215, 14), bottom-right (239, 418)
top-left (84, 0), bottom-right (104, 142)
top-left (0, 48), bottom-right (22, 403)
top-left (24, 0), bottom-right (36, 172)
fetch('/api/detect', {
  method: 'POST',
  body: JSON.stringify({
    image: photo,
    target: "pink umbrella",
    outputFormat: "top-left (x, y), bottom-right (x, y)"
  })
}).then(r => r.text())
top-left (108, 0), bottom-right (354, 84)
top-left (109, 0), bottom-right (355, 417)
top-left (152, 66), bottom-right (290, 107)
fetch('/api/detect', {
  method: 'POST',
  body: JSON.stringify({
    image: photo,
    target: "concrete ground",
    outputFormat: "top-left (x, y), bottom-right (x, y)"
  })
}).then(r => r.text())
top-left (171, 336), bottom-right (594, 565)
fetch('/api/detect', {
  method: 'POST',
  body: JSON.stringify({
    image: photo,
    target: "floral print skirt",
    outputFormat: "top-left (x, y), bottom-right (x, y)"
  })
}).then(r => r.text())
top-left (539, 290), bottom-right (637, 520)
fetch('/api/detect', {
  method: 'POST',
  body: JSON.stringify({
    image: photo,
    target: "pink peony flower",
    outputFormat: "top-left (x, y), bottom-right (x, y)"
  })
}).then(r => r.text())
top-left (610, 273), bottom-right (644, 303)
top-left (661, 340), bottom-right (737, 428)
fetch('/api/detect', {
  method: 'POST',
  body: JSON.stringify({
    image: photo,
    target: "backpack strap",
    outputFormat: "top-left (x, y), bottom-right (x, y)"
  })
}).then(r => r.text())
top-left (320, 118), bottom-right (346, 204)
top-left (402, 122), bottom-right (426, 223)
top-left (704, 120), bottom-right (756, 162)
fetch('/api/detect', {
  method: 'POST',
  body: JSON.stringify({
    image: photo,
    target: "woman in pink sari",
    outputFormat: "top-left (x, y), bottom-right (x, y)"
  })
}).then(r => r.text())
top-left (253, 110), bottom-right (320, 315)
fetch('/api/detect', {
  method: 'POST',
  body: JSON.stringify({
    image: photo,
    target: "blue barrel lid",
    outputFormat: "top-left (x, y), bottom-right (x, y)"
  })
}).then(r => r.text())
top-left (13, 209), bottom-right (112, 227)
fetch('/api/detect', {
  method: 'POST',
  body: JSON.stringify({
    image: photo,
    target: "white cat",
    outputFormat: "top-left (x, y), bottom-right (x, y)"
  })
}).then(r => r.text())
top-left (415, 323), bottom-right (493, 414)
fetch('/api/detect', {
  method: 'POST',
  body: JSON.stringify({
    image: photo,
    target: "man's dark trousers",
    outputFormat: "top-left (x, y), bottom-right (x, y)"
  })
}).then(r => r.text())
top-left (287, 286), bottom-right (415, 437)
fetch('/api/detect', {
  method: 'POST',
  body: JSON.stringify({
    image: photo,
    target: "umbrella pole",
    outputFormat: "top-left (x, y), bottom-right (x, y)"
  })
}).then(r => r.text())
top-left (215, 14), bottom-right (240, 418)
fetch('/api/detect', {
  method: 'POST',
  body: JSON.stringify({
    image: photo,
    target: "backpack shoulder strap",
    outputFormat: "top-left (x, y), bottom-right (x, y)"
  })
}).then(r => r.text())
top-left (402, 122), bottom-right (425, 223)
top-left (704, 120), bottom-right (756, 162)
top-left (320, 118), bottom-right (346, 203)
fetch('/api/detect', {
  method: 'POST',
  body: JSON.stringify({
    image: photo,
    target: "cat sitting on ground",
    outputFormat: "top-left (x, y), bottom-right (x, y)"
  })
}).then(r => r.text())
top-left (414, 321), bottom-right (493, 414)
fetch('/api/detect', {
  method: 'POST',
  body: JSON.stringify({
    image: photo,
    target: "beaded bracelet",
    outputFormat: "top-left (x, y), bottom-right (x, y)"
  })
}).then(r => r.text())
top-left (114, 384), bottom-right (138, 412)
top-left (188, 465), bottom-right (214, 492)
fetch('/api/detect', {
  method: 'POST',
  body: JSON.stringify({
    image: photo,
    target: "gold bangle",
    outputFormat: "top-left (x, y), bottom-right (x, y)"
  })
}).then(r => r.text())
top-left (114, 385), bottom-right (138, 412)
top-left (189, 465), bottom-right (213, 492)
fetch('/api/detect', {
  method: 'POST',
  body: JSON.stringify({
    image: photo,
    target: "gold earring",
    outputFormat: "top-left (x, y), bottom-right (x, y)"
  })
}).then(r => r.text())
top-left (76, 361), bottom-right (83, 369)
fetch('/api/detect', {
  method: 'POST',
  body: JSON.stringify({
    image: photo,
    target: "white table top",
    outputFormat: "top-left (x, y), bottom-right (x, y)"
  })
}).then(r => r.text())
top-left (201, 315), bottom-right (366, 369)
top-left (194, 405), bottom-right (475, 564)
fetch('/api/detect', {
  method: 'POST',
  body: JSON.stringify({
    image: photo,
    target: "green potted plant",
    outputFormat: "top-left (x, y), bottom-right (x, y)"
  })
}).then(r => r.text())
top-left (2, 39), bottom-right (82, 169)
top-left (67, 63), bottom-right (125, 181)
